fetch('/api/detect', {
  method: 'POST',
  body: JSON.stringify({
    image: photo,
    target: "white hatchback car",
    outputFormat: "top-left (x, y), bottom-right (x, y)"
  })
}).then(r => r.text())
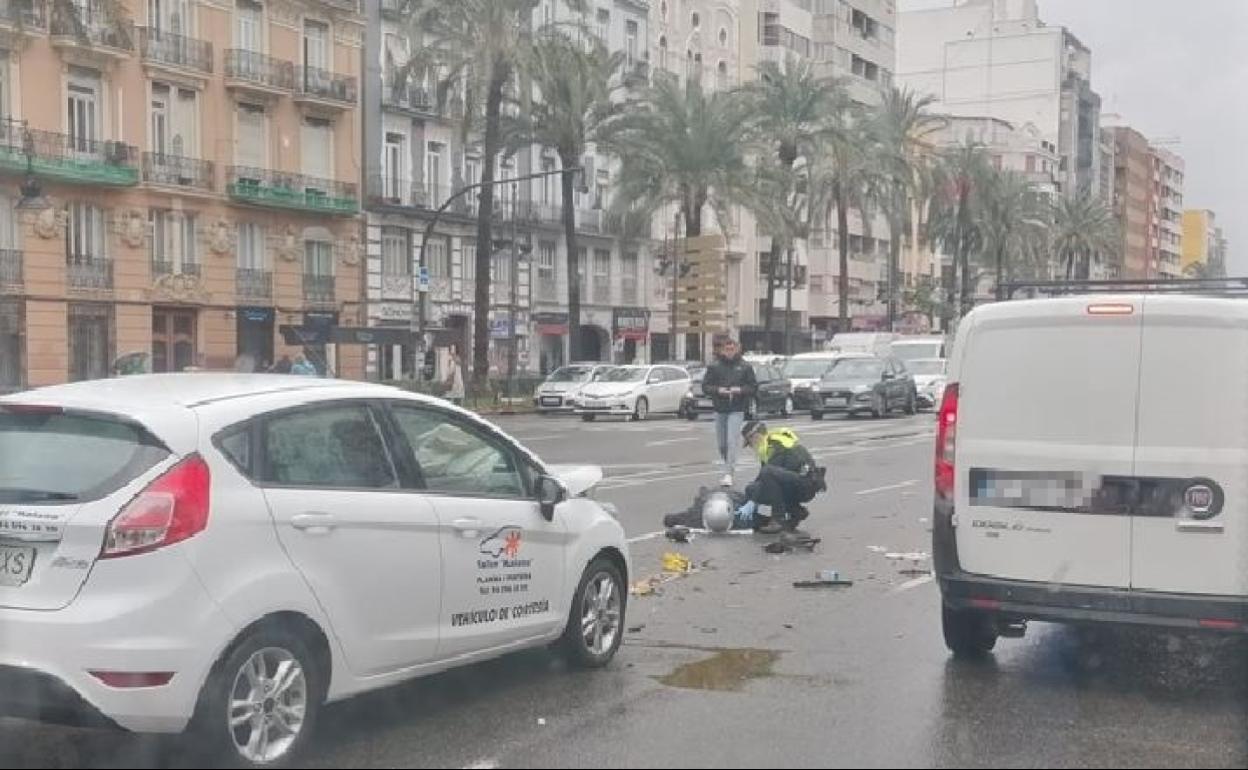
top-left (0, 375), bottom-right (629, 767)
top-left (574, 364), bottom-right (692, 421)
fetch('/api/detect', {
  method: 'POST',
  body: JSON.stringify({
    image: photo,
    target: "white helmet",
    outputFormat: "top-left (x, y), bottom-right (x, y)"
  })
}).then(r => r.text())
top-left (701, 490), bottom-right (735, 533)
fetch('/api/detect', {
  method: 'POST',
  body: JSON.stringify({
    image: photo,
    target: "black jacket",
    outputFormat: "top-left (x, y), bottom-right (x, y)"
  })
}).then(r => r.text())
top-left (702, 354), bottom-right (757, 413)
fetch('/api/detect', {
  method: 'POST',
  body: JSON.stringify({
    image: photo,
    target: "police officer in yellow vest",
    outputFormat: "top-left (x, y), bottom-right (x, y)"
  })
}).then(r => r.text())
top-left (737, 421), bottom-right (827, 533)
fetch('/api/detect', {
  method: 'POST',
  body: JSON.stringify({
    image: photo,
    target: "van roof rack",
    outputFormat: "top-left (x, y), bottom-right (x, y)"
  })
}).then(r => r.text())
top-left (1003, 278), bottom-right (1248, 300)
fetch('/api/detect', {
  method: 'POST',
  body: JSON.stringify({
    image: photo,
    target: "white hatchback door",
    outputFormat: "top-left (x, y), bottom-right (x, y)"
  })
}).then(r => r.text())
top-left (383, 402), bottom-right (568, 660)
top-left (1131, 296), bottom-right (1248, 596)
top-left (956, 298), bottom-right (1143, 589)
top-left (660, 366), bottom-right (692, 413)
top-left (256, 401), bottom-right (444, 677)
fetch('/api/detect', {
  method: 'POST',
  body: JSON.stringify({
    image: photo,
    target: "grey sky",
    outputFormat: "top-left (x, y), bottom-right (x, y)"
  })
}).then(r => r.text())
top-left (900, 0), bottom-right (1247, 270)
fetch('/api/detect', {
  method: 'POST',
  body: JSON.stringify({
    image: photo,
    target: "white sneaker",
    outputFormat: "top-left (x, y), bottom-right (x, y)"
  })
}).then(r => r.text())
top-left (720, 473), bottom-right (734, 487)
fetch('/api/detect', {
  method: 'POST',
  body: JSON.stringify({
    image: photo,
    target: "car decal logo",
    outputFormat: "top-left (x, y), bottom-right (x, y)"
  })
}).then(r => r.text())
top-left (480, 526), bottom-right (522, 559)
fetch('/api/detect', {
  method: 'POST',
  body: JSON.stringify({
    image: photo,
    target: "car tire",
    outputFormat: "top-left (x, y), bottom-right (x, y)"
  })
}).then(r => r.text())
top-left (189, 625), bottom-right (325, 769)
top-left (781, 396), bottom-right (793, 417)
top-left (811, 410), bottom-right (824, 421)
top-left (905, 390), bottom-right (917, 416)
top-left (747, 398), bottom-right (759, 421)
top-left (559, 557), bottom-right (626, 669)
top-left (632, 397), bottom-right (649, 422)
top-left (686, 410), bottom-right (699, 421)
top-left (942, 604), bottom-right (998, 658)
top-left (871, 393), bottom-right (884, 419)
top-left (581, 414), bottom-right (596, 422)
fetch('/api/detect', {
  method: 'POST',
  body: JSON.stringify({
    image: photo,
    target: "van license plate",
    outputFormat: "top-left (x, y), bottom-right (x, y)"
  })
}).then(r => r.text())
top-left (0, 545), bottom-right (36, 587)
top-left (825, 396), bottom-right (848, 407)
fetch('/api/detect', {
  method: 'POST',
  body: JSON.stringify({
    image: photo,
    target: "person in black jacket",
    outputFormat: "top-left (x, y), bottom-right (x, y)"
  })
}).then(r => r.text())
top-left (701, 338), bottom-right (757, 486)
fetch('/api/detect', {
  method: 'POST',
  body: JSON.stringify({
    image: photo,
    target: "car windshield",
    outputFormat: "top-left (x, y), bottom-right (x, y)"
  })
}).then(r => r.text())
top-left (783, 359), bottom-right (834, 378)
top-left (826, 359), bottom-right (885, 380)
top-left (691, 369), bottom-right (706, 383)
top-left (599, 367), bottom-right (647, 382)
top-left (590, 367), bottom-right (617, 381)
top-left (891, 343), bottom-right (942, 363)
top-left (907, 360), bottom-right (947, 376)
top-left (547, 366), bottom-right (593, 383)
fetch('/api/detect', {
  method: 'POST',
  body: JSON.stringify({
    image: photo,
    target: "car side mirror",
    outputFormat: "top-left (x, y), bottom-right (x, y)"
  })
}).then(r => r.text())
top-left (882, 372), bottom-right (895, 381)
top-left (537, 475), bottom-right (566, 521)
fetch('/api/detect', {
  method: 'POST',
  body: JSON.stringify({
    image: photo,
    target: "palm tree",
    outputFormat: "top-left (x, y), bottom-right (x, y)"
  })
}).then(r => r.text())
top-left (978, 169), bottom-right (1049, 298)
top-left (1051, 191), bottom-right (1118, 280)
top-left (927, 143), bottom-right (992, 320)
top-left (606, 73), bottom-right (757, 237)
top-left (738, 58), bottom-right (845, 343)
top-left (502, 31), bottom-right (624, 362)
top-left (866, 87), bottom-right (944, 330)
top-left (396, 0), bottom-right (584, 383)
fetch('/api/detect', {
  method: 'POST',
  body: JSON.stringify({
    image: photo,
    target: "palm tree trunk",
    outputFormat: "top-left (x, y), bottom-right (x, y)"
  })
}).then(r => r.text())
top-left (995, 243), bottom-right (1005, 301)
top-left (835, 181), bottom-right (850, 333)
top-left (560, 152), bottom-right (580, 363)
top-left (956, 182), bottom-right (973, 318)
top-left (887, 215), bottom-right (901, 330)
top-left (472, 65), bottom-right (508, 384)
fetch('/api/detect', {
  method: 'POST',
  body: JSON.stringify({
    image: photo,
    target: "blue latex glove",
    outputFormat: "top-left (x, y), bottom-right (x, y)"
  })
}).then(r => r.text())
top-left (735, 500), bottom-right (757, 526)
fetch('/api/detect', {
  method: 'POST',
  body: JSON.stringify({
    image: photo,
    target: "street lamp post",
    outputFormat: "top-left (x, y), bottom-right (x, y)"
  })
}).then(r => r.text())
top-left (413, 166), bottom-right (579, 382)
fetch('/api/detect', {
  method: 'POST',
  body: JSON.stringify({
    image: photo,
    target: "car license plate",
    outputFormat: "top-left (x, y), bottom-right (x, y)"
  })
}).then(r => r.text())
top-left (585, 399), bottom-right (603, 407)
top-left (825, 396), bottom-right (848, 407)
top-left (697, 399), bottom-right (712, 408)
top-left (541, 397), bottom-right (561, 406)
top-left (0, 544), bottom-right (36, 587)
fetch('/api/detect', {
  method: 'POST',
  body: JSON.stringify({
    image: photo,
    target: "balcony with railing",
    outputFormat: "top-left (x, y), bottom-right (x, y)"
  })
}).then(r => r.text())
top-left (50, 1), bottom-right (134, 58)
top-left (0, 119), bottom-right (138, 186)
top-left (0, 0), bottom-right (45, 30)
top-left (227, 167), bottom-right (358, 215)
top-left (225, 49), bottom-right (295, 95)
top-left (303, 273), bottom-right (335, 304)
top-left (365, 174), bottom-right (426, 209)
top-left (67, 256), bottom-right (113, 290)
top-left (142, 152), bottom-right (214, 192)
top-left (139, 27), bottom-right (213, 75)
top-left (151, 259), bottom-right (201, 278)
top-left (295, 65), bottom-right (357, 109)
top-left (0, 248), bottom-right (21, 291)
top-left (236, 268), bottom-right (272, 300)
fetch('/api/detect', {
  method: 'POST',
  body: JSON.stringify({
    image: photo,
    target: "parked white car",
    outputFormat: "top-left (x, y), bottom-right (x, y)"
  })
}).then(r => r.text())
top-left (0, 375), bottom-right (629, 767)
top-left (532, 362), bottom-right (616, 413)
top-left (575, 365), bottom-right (692, 421)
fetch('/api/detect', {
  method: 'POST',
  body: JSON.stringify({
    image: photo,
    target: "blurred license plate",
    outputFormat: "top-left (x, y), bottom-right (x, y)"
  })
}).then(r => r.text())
top-left (696, 399), bottom-right (713, 408)
top-left (541, 397), bottom-right (561, 406)
top-left (825, 396), bottom-right (848, 407)
top-left (0, 545), bottom-right (35, 587)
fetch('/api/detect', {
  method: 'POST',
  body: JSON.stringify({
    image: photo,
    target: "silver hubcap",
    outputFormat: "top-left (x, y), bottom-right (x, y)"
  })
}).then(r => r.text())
top-left (229, 647), bottom-right (307, 764)
top-left (581, 572), bottom-right (622, 656)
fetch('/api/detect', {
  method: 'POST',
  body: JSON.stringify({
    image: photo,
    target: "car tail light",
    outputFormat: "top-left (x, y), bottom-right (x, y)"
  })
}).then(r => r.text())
top-left (0, 404), bottom-right (64, 416)
top-left (89, 671), bottom-right (175, 688)
top-left (935, 384), bottom-right (959, 501)
top-left (101, 455), bottom-right (211, 559)
top-left (1198, 618), bottom-right (1240, 631)
top-left (1086, 302), bottom-right (1134, 316)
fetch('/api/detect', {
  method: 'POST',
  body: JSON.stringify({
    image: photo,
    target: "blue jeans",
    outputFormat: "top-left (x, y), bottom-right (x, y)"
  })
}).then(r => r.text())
top-left (715, 411), bottom-right (745, 474)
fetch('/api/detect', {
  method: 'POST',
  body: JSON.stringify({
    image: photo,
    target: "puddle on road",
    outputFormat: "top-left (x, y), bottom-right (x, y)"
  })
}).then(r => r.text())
top-left (656, 648), bottom-right (781, 692)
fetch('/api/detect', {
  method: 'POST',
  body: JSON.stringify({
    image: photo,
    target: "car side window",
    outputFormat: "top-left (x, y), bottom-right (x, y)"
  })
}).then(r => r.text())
top-left (389, 404), bottom-right (528, 498)
top-left (217, 425), bottom-right (252, 477)
top-left (665, 367), bottom-right (684, 382)
top-left (261, 404), bottom-right (397, 489)
top-left (894, 359), bottom-right (908, 375)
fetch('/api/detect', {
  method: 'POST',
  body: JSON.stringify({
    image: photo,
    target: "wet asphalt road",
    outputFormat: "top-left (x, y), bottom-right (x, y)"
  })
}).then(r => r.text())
top-left (2, 410), bottom-right (1246, 768)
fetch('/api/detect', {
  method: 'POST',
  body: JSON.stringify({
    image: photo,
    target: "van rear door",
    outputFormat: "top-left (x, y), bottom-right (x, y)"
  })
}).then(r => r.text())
top-left (956, 297), bottom-right (1142, 588)
top-left (1130, 296), bottom-right (1248, 597)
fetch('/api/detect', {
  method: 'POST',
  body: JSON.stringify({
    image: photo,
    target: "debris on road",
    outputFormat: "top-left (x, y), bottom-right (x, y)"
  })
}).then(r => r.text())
top-left (662, 551), bottom-right (693, 573)
top-left (629, 551), bottom-right (700, 597)
top-left (628, 624), bottom-right (646, 633)
top-left (537, 718), bottom-right (547, 726)
top-left (867, 545), bottom-right (888, 553)
top-left (884, 551), bottom-right (929, 562)
top-left (665, 525), bottom-right (692, 543)
top-left (793, 577), bottom-right (854, 588)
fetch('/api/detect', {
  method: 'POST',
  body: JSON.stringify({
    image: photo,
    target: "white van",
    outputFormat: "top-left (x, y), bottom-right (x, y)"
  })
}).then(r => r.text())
top-left (889, 335), bottom-right (946, 364)
top-left (829, 332), bottom-right (898, 356)
top-left (935, 294), bottom-right (1248, 656)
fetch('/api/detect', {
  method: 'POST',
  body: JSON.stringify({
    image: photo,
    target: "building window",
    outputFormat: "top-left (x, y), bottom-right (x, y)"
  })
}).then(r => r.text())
top-left (593, 249), bottom-right (611, 303)
top-left (304, 239), bottom-right (333, 277)
top-left (151, 82), bottom-right (198, 157)
top-left (426, 236), bottom-right (449, 279)
top-left (235, 0), bottom-right (262, 51)
top-left (595, 8), bottom-right (609, 41)
top-left (426, 142), bottom-right (445, 205)
top-left (303, 18), bottom-right (329, 72)
top-left (151, 307), bottom-right (197, 373)
top-left (719, 28), bottom-right (727, 46)
top-left (540, 157), bottom-right (557, 207)
top-left (851, 9), bottom-right (877, 40)
top-left (577, 247), bottom-right (588, 298)
top-left (851, 55), bottom-right (879, 81)
top-left (0, 299), bottom-right (22, 391)
top-left (68, 68), bottom-right (101, 153)
top-left (384, 132), bottom-right (406, 202)
top-left (658, 36), bottom-right (667, 70)
top-left (150, 209), bottom-right (197, 275)
top-left (625, 20), bottom-right (638, 65)
top-left (302, 116), bottom-right (332, 180)
top-left (236, 102), bottom-right (267, 168)
top-left (691, 12), bottom-right (700, 28)
top-left (68, 303), bottom-right (114, 382)
top-left (237, 222), bottom-right (266, 269)
top-left (67, 202), bottom-right (106, 262)
top-left (717, 61), bottom-right (729, 90)
top-left (382, 227), bottom-right (410, 276)
top-left (537, 240), bottom-right (557, 300)
top-left (621, 251), bottom-right (638, 304)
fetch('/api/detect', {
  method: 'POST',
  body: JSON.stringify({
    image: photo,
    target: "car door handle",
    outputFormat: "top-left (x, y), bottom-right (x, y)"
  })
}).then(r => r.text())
top-left (452, 517), bottom-right (483, 538)
top-left (1176, 520), bottom-right (1224, 534)
top-left (291, 513), bottom-right (337, 534)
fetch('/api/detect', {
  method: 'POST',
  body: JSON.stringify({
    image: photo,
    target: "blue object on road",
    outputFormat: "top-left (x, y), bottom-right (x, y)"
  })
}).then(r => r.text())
top-left (735, 500), bottom-right (757, 525)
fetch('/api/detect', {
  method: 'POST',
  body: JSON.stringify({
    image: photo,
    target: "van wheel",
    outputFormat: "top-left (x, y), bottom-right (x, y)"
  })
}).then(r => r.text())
top-left (942, 604), bottom-right (998, 658)
top-left (581, 414), bottom-right (596, 422)
top-left (811, 410), bottom-right (824, 421)
top-left (560, 557), bottom-right (626, 668)
top-left (190, 626), bottom-right (324, 769)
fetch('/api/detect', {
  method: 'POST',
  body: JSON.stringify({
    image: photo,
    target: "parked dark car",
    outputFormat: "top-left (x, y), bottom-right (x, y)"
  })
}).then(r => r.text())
top-left (680, 363), bottom-right (792, 419)
top-left (810, 356), bottom-right (917, 420)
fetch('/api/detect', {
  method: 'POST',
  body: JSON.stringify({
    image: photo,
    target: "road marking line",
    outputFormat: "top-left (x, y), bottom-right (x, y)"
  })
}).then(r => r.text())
top-left (856, 479), bottom-right (919, 496)
top-left (645, 437), bottom-right (702, 447)
top-left (891, 574), bottom-right (935, 593)
top-left (512, 434), bottom-right (566, 442)
top-left (464, 759), bottom-right (500, 769)
top-left (627, 531), bottom-right (665, 543)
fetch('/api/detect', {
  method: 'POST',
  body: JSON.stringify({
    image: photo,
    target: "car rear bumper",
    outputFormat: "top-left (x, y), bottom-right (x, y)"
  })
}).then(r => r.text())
top-left (0, 550), bottom-right (236, 733)
top-left (933, 498), bottom-right (1248, 632)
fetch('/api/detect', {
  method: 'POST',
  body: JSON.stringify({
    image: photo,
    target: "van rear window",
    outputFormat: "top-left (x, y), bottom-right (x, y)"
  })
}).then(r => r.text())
top-left (0, 409), bottom-right (170, 504)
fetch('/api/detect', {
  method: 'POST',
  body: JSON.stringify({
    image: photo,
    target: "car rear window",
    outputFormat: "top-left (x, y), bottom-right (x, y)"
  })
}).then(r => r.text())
top-left (0, 408), bottom-right (170, 504)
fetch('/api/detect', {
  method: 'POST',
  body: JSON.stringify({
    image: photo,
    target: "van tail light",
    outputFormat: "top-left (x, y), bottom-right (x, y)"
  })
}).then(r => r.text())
top-left (89, 671), bottom-right (175, 688)
top-left (101, 455), bottom-right (211, 559)
top-left (935, 384), bottom-right (959, 501)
